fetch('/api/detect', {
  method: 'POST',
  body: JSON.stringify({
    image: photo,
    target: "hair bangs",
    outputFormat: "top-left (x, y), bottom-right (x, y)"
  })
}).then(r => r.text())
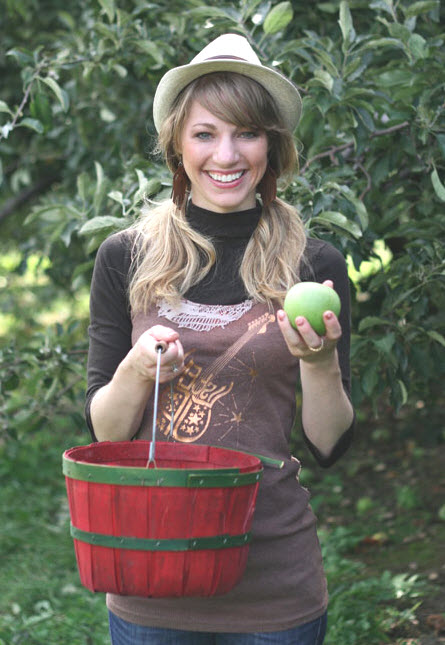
top-left (191, 72), bottom-right (279, 131)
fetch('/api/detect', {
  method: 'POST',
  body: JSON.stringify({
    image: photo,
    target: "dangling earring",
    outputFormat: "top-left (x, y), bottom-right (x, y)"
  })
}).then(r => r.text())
top-left (171, 161), bottom-right (190, 208)
top-left (258, 166), bottom-right (277, 207)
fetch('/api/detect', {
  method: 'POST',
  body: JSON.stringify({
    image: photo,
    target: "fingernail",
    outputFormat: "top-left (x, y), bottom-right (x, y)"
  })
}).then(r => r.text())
top-left (325, 311), bottom-right (333, 319)
top-left (296, 317), bottom-right (304, 326)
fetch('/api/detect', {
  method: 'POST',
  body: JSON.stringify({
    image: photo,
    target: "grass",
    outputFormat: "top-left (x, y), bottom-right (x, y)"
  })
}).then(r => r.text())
top-left (0, 427), bottom-right (109, 645)
top-left (1, 420), bottom-right (443, 645)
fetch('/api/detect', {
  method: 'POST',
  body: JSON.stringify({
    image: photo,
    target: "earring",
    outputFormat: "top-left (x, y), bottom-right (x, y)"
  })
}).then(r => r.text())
top-left (171, 162), bottom-right (190, 208)
top-left (259, 166), bottom-right (277, 207)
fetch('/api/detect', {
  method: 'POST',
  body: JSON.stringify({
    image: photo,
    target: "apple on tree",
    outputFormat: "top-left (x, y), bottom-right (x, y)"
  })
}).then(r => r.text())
top-left (283, 281), bottom-right (341, 336)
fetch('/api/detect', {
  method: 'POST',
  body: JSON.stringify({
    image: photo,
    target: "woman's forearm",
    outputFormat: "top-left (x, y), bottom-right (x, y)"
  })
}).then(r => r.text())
top-left (90, 359), bottom-right (155, 442)
top-left (89, 326), bottom-right (185, 442)
top-left (300, 350), bottom-right (354, 458)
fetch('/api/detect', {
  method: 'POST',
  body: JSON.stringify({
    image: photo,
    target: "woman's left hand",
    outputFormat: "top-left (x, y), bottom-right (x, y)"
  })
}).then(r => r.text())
top-left (277, 280), bottom-right (342, 363)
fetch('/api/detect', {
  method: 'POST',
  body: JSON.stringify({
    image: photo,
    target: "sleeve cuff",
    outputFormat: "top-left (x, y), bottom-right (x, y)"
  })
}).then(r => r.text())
top-left (302, 415), bottom-right (355, 468)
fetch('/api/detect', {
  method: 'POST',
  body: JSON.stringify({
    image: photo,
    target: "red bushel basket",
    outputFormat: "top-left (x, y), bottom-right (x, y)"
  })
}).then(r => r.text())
top-left (63, 344), bottom-right (263, 598)
top-left (63, 441), bottom-right (262, 597)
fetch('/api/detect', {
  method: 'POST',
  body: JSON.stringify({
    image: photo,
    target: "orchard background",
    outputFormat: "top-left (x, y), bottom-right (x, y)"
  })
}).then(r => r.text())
top-left (1, 1), bottom-right (445, 644)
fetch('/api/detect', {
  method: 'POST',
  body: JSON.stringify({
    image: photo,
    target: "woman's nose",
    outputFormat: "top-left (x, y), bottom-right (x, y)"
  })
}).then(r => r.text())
top-left (213, 136), bottom-right (239, 165)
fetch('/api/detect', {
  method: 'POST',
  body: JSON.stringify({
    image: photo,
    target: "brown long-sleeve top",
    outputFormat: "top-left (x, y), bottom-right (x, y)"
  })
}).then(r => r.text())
top-left (85, 202), bottom-right (354, 632)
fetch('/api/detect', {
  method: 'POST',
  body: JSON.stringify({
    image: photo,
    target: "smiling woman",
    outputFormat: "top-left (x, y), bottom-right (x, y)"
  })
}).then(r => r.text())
top-left (180, 101), bottom-right (268, 213)
top-left (85, 33), bottom-right (354, 645)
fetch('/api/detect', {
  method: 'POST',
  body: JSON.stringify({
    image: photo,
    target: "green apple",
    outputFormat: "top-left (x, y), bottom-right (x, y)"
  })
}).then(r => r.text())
top-left (283, 281), bottom-right (341, 335)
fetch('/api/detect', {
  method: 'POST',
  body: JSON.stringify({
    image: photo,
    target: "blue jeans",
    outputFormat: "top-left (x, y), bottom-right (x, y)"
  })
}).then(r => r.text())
top-left (108, 610), bottom-right (327, 645)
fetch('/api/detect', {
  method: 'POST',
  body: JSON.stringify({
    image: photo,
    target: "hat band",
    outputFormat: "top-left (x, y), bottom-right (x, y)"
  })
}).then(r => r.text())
top-left (204, 55), bottom-right (248, 62)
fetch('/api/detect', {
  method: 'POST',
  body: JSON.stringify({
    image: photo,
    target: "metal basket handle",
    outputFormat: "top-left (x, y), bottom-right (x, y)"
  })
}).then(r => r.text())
top-left (147, 343), bottom-right (175, 468)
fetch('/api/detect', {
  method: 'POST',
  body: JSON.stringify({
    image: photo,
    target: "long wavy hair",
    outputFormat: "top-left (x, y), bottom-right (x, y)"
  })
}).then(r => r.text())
top-left (129, 72), bottom-right (307, 312)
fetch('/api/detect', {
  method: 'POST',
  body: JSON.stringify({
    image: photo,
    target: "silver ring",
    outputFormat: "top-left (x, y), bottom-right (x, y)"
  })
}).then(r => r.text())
top-left (308, 338), bottom-right (324, 353)
top-left (172, 364), bottom-right (179, 373)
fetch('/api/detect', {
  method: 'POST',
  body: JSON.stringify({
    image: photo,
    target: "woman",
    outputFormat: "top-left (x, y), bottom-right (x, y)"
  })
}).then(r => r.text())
top-left (86, 33), bottom-right (355, 645)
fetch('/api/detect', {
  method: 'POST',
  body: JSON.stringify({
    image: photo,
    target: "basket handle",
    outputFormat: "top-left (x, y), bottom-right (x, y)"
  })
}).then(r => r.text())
top-left (147, 344), bottom-right (165, 467)
top-left (147, 342), bottom-right (176, 467)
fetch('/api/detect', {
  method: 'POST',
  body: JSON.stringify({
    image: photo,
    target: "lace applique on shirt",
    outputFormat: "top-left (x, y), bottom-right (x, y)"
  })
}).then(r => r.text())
top-left (157, 299), bottom-right (253, 332)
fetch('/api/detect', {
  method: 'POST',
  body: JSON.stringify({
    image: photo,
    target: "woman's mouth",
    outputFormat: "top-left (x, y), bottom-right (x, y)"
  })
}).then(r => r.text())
top-left (206, 170), bottom-right (245, 184)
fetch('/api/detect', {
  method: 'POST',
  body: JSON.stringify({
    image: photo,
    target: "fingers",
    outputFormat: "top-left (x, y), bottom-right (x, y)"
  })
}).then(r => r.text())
top-left (127, 326), bottom-right (185, 382)
top-left (277, 309), bottom-right (341, 361)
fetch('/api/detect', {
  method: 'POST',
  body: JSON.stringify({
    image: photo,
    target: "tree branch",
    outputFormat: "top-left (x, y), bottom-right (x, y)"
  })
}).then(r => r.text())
top-left (0, 63), bottom-right (46, 143)
top-left (300, 142), bottom-right (352, 174)
top-left (300, 121), bottom-right (410, 175)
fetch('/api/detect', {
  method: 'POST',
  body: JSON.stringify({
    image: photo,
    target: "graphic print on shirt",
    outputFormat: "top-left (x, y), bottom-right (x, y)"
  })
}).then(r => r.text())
top-left (156, 312), bottom-right (275, 442)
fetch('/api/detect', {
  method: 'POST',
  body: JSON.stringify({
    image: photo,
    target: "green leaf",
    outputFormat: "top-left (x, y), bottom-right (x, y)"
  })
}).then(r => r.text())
top-left (362, 365), bottom-right (379, 396)
top-left (93, 161), bottom-right (107, 215)
top-left (17, 117), bottom-right (44, 133)
top-left (396, 379), bottom-right (408, 407)
top-left (134, 40), bottom-right (164, 65)
top-left (6, 48), bottom-right (34, 65)
top-left (373, 333), bottom-right (395, 355)
top-left (407, 33), bottom-right (427, 60)
top-left (313, 69), bottom-right (334, 92)
top-left (339, 1), bottom-right (356, 47)
top-left (133, 170), bottom-right (161, 203)
top-left (358, 316), bottom-right (389, 332)
top-left (323, 181), bottom-right (368, 229)
top-left (317, 3), bottom-right (339, 13)
top-left (39, 76), bottom-right (70, 112)
top-left (0, 100), bottom-right (12, 115)
top-left (78, 216), bottom-right (125, 235)
top-left (108, 190), bottom-right (124, 205)
top-left (369, 0), bottom-right (395, 15)
top-left (315, 211), bottom-right (362, 238)
top-left (263, 2), bottom-right (293, 34)
top-left (403, 0), bottom-right (439, 18)
top-left (30, 93), bottom-right (52, 127)
top-left (431, 167), bottom-right (445, 202)
top-left (427, 330), bottom-right (445, 347)
top-left (113, 64), bottom-right (127, 78)
top-left (77, 172), bottom-right (89, 203)
top-left (312, 49), bottom-right (339, 77)
top-left (188, 6), bottom-right (240, 21)
top-left (98, 0), bottom-right (115, 22)
top-left (359, 37), bottom-right (404, 52)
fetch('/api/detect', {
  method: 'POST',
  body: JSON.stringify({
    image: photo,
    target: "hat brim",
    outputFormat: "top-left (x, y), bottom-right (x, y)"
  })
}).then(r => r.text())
top-left (153, 59), bottom-right (302, 133)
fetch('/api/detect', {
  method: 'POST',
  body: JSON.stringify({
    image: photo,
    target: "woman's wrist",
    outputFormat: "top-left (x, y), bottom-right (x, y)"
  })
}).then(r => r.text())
top-left (299, 347), bottom-right (340, 371)
top-left (118, 347), bottom-right (155, 385)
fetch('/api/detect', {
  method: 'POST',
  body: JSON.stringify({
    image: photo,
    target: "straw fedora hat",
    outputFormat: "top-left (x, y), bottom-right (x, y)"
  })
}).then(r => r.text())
top-left (153, 33), bottom-right (302, 133)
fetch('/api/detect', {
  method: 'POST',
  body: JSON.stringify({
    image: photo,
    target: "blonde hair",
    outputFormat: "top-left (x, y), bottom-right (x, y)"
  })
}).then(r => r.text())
top-left (130, 72), bottom-right (307, 312)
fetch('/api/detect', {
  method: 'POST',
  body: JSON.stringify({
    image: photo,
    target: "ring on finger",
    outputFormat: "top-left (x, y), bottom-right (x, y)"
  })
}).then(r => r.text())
top-left (308, 338), bottom-right (324, 353)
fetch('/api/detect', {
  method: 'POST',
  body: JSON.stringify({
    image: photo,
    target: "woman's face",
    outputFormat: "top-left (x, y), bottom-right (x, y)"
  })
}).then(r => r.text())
top-left (179, 100), bottom-right (268, 213)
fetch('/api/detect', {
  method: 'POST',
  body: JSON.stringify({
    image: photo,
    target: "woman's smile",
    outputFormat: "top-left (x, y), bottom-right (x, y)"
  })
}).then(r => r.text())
top-left (180, 101), bottom-right (268, 212)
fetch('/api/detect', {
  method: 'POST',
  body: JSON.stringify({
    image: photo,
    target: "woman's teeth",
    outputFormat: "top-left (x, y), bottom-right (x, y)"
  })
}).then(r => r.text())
top-left (207, 171), bottom-right (244, 183)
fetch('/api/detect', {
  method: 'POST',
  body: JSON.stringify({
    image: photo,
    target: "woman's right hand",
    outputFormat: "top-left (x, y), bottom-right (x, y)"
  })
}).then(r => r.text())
top-left (121, 325), bottom-right (185, 384)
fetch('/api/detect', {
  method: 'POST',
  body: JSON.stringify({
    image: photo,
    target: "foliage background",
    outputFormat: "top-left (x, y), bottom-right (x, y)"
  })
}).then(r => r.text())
top-left (2, 0), bottom-right (445, 443)
top-left (1, 1), bottom-right (445, 643)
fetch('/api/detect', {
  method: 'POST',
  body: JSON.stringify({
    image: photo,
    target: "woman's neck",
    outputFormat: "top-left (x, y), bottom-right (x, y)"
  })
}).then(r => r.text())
top-left (186, 201), bottom-right (262, 238)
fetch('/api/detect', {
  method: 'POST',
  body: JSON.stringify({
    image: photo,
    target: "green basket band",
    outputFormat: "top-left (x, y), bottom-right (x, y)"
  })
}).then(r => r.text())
top-left (70, 524), bottom-right (251, 551)
top-left (63, 458), bottom-right (262, 487)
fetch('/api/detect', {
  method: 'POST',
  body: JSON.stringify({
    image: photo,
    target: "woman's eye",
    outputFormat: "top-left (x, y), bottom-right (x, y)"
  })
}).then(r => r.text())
top-left (239, 131), bottom-right (259, 139)
top-left (195, 132), bottom-right (212, 140)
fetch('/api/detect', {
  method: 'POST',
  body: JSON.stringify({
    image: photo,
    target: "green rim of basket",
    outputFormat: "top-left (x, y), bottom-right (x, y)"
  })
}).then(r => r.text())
top-left (62, 457), bottom-right (262, 487)
top-left (70, 524), bottom-right (251, 551)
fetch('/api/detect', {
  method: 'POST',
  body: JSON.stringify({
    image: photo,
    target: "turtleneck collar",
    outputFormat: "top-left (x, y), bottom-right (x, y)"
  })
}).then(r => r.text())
top-left (186, 201), bottom-right (262, 239)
